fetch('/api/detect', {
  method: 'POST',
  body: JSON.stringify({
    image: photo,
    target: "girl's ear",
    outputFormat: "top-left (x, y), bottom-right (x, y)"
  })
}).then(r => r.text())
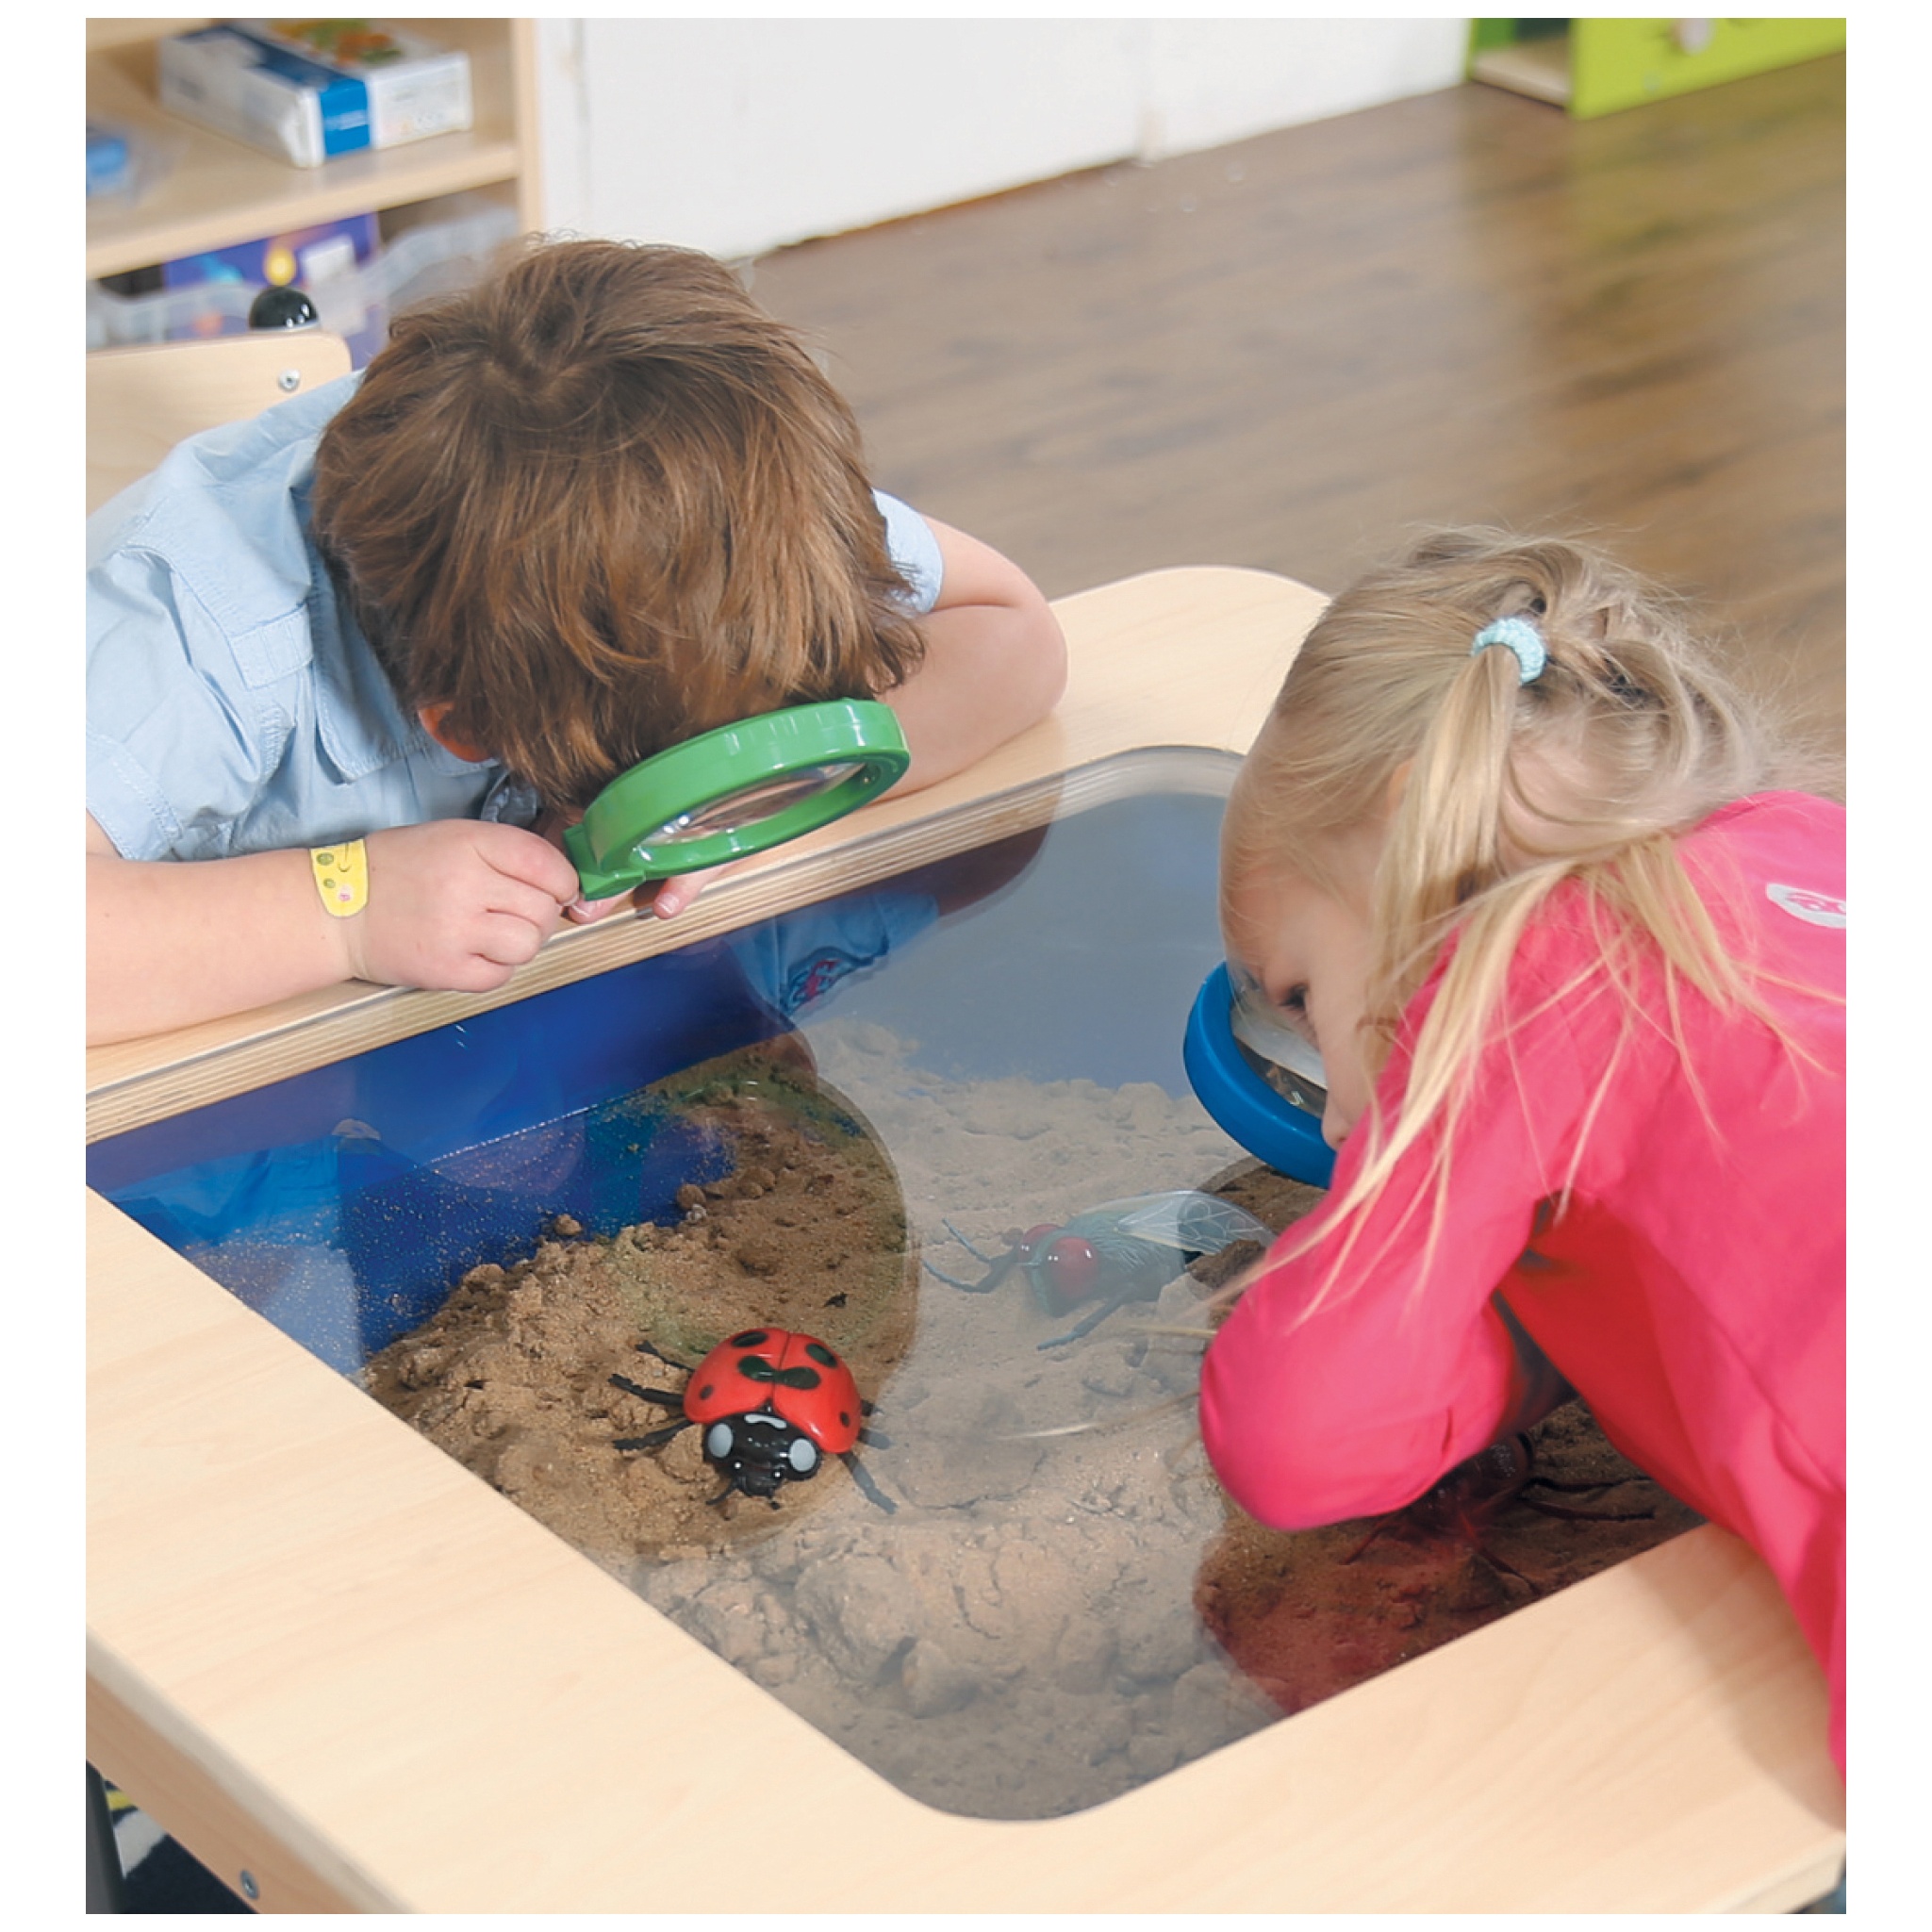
top-left (1385, 759), bottom-right (1414, 817)
top-left (418, 702), bottom-right (491, 763)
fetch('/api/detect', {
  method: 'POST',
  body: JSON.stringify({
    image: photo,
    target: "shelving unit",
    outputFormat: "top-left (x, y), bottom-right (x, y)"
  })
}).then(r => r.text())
top-left (1465, 18), bottom-right (1847, 120)
top-left (85, 17), bottom-right (542, 285)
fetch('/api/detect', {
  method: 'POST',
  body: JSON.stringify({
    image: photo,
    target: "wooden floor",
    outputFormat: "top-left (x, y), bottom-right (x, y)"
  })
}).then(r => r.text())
top-left (750, 57), bottom-right (1845, 753)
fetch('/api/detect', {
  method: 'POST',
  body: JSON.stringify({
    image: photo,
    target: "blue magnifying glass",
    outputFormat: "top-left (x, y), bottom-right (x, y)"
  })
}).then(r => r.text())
top-left (1182, 961), bottom-right (1336, 1188)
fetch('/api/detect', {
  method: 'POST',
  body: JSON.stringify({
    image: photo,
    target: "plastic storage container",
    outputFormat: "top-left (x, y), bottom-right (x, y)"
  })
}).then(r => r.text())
top-left (86, 196), bottom-right (520, 362)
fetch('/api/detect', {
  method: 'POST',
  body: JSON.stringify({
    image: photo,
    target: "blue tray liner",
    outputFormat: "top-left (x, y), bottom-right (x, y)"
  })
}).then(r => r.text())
top-left (90, 936), bottom-right (787, 1367)
top-left (88, 788), bottom-right (1232, 1372)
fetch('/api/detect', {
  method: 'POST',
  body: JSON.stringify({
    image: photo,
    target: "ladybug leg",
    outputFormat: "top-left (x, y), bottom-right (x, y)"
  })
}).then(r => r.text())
top-left (610, 1375), bottom-right (702, 1452)
top-left (608, 1371), bottom-right (693, 1451)
top-left (635, 1338), bottom-right (695, 1374)
top-left (609, 1372), bottom-right (685, 1409)
top-left (840, 1450), bottom-right (898, 1515)
top-left (611, 1419), bottom-right (693, 1452)
top-left (703, 1480), bottom-right (779, 1512)
top-left (856, 1423), bottom-right (893, 1449)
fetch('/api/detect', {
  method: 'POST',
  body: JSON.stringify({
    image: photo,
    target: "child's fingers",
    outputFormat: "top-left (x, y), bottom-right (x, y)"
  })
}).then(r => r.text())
top-left (470, 906), bottom-right (563, 971)
top-left (484, 823), bottom-right (585, 905)
top-left (549, 856), bottom-right (729, 926)
top-left (562, 888), bottom-right (637, 926)
top-left (483, 874), bottom-right (574, 939)
top-left (648, 865), bottom-right (726, 919)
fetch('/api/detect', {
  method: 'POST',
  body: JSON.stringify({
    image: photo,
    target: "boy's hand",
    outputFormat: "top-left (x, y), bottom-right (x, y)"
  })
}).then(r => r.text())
top-left (346, 820), bottom-right (581, 992)
top-left (558, 865), bottom-right (726, 925)
top-left (533, 801), bottom-right (726, 926)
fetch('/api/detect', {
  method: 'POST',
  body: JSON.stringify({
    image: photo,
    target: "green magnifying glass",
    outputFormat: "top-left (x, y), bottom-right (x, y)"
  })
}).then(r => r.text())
top-left (561, 698), bottom-right (912, 900)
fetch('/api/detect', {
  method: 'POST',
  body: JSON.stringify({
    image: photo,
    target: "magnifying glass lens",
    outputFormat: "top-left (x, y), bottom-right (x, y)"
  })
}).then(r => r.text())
top-left (645, 762), bottom-right (866, 845)
top-left (1226, 962), bottom-right (1329, 1116)
top-left (563, 702), bottom-right (913, 898)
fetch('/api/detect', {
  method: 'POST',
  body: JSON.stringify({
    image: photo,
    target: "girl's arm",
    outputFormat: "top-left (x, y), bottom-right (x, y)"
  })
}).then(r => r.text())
top-left (1200, 1185), bottom-right (1536, 1533)
top-left (882, 519), bottom-right (1067, 790)
top-left (1199, 971), bottom-right (1594, 1531)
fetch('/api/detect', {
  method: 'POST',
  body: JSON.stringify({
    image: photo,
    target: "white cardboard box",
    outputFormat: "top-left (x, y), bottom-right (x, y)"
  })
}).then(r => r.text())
top-left (157, 20), bottom-right (471, 169)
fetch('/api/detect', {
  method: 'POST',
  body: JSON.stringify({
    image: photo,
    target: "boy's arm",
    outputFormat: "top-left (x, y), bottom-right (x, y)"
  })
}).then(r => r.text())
top-left (87, 812), bottom-right (582, 1046)
top-left (646, 521), bottom-right (1065, 924)
top-left (881, 519), bottom-right (1067, 790)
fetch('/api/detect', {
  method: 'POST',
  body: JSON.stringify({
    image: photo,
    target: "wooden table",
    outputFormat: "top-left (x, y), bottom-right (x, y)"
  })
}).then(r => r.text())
top-left (87, 568), bottom-right (1843, 1912)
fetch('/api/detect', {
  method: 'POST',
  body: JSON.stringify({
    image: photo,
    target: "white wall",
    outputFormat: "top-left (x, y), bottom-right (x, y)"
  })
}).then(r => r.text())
top-left (536, 18), bottom-right (1470, 260)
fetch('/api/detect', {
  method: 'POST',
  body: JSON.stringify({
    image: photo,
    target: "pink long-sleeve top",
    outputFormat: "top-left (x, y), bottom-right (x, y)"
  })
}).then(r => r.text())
top-left (1199, 791), bottom-right (1845, 1773)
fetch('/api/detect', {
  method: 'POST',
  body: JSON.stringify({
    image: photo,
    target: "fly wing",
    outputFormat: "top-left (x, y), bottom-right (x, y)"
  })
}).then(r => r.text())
top-left (1082, 1190), bottom-right (1274, 1255)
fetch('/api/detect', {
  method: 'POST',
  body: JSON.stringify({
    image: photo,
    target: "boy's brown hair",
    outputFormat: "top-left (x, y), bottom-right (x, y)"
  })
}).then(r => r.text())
top-left (311, 238), bottom-right (928, 810)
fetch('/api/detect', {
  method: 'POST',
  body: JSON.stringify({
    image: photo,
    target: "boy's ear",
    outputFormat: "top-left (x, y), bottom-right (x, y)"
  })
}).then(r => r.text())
top-left (418, 702), bottom-right (491, 763)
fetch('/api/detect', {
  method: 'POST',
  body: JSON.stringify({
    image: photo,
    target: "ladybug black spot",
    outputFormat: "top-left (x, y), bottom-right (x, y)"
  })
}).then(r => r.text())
top-left (804, 1341), bottom-right (838, 1367)
top-left (839, 1411), bottom-right (851, 1428)
top-left (729, 1329), bottom-right (770, 1347)
top-left (698, 1383), bottom-right (715, 1401)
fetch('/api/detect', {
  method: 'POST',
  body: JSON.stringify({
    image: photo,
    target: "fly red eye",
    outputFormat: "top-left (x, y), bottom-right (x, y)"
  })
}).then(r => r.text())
top-left (1044, 1237), bottom-right (1098, 1295)
top-left (1016, 1223), bottom-right (1058, 1257)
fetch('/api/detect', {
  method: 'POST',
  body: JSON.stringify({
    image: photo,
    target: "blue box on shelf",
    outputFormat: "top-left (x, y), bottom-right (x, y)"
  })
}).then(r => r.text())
top-left (87, 120), bottom-right (132, 198)
top-left (159, 212), bottom-right (382, 358)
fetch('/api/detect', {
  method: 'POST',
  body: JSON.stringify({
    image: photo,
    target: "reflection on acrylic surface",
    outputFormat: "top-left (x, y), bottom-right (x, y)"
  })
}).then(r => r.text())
top-left (90, 758), bottom-right (1695, 1820)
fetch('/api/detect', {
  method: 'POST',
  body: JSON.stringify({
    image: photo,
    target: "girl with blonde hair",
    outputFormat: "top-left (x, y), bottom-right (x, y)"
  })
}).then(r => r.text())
top-left (1198, 527), bottom-right (1844, 1775)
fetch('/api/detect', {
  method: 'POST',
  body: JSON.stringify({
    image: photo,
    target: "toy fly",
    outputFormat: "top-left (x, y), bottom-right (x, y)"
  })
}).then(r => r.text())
top-left (924, 1188), bottom-right (1272, 1348)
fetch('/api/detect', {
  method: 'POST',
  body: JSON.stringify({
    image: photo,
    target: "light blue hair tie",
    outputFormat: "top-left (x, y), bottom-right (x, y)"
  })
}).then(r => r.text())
top-left (1471, 615), bottom-right (1547, 685)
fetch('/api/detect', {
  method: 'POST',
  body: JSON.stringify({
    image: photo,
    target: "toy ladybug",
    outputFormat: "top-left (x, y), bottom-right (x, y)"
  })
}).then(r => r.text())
top-left (610, 1327), bottom-right (896, 1512)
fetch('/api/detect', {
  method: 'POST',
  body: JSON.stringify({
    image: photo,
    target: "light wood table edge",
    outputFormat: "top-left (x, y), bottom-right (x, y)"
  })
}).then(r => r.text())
top-left (86, 565), bottom-right (1316, 1137)
top-left (87, 566), bottom-right (1842, 1911)
top-left (88, 1643), bottom-right (383, 1915)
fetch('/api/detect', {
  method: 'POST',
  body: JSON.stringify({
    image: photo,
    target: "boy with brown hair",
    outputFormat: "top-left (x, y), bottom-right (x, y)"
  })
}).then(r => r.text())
top-left (87, 239), bottom-right (1066, 1045)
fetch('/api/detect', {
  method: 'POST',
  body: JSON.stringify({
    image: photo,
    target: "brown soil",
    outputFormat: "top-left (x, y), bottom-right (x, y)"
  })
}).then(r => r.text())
top-left (362, 1023), bottom-right (1699, 1820)
top-left (363, 1041), bottom-right (919, 1556)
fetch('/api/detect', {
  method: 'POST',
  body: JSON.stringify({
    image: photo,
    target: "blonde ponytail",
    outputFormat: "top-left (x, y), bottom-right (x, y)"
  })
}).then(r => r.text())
top-left (1222, 527), bottom-right (1838, 1300)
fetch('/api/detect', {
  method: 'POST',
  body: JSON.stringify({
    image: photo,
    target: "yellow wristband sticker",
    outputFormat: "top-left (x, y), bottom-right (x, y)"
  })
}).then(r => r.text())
top-left (311, 838), bottom-right (368, 917)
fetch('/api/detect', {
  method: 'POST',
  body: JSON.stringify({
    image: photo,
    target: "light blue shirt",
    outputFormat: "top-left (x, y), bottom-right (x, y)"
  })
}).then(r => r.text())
top-left (87, 372), bottom-right (946, 863)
